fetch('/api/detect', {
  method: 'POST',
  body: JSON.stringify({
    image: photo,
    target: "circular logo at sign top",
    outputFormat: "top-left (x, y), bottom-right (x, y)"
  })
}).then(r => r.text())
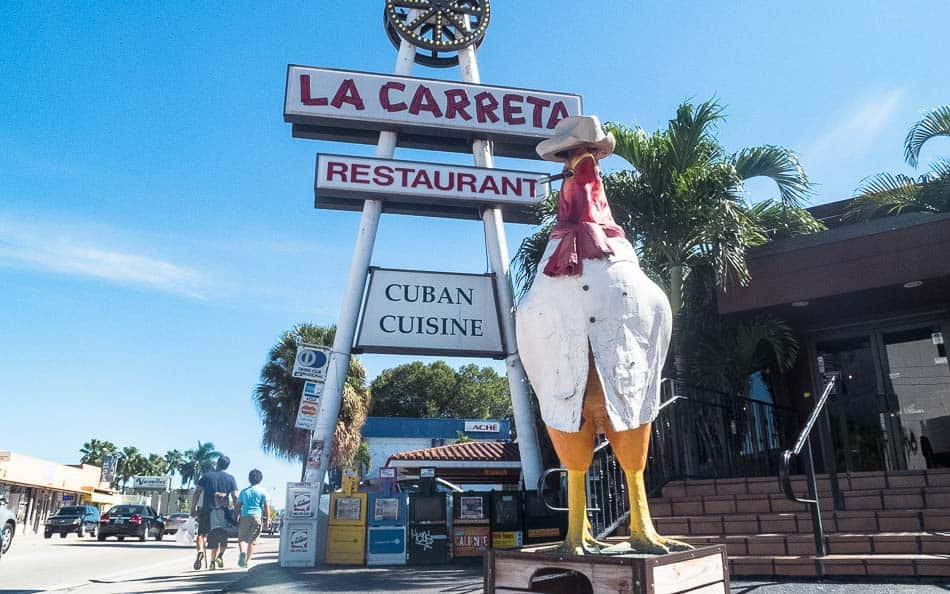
top-left (384, 0), bottom-right (490, 68)
top-left (297, 348), bottom-right (328, 368)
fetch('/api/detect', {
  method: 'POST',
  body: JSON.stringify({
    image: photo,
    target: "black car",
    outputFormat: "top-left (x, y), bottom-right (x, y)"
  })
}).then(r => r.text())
top-left (44, 505), bottom-right (100, 539)
top-left (98, 505), bottom-right (165, 542)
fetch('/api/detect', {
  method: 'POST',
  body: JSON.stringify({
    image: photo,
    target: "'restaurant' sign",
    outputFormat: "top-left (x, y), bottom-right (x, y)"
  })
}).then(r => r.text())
top-left (285, 65), bottom-right (583, 159)
top-left (355, 268), bottom-right (503, 357)
top-left (314, 154), bottom-right (549, 224)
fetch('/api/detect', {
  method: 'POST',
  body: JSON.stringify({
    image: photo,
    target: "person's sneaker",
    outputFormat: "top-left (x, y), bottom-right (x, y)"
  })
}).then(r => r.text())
top-left (193, 551), bottom-right (204, 570)
top-left (238, 552), bottom-right (247, 568)
top-left (215, 555), bottom-right (224, 569)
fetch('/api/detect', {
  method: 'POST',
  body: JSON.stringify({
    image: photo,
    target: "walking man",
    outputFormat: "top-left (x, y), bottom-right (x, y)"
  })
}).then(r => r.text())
top-left (236, 469), bottom-right (270, 568)
top-left (190, 456), bottom-right (239, 570)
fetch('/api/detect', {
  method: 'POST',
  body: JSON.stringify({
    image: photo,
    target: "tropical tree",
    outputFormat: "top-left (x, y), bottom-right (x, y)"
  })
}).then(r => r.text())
top-left (164, 449), bottom-right (186, 486)
top-left (180, 441), bottom-right (221, 487)
top-left (847, 105), bottom-right (950, 220)
top-left (370, 361), bottom-right (512, 419)
top-left (79, 439), bottom-right (118, 466)
top-left (115, 446), bottom-right (147, 490)
top-left (253, 324), bottom-right (371, 468)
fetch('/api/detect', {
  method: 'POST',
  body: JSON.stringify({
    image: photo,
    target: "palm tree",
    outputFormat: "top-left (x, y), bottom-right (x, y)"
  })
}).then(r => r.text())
top-left (253, 324), bottom-right (371, 469)
top-left (180, 442), bottom-right (221, 487)
top-left (164, 449), bottom-right (186, 487)
top-left (79, 439), bottom-right (118, 466)
top-left (847, 105), bottom-right (950, 220)
top-left (116, 446), bottom-right (146, 491)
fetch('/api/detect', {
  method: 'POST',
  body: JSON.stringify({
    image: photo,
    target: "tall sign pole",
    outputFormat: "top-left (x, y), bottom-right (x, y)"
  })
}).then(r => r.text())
top-left (457, 41), bottom-right (543, 491)
top-left (304, 10), bottom-right (422, 490)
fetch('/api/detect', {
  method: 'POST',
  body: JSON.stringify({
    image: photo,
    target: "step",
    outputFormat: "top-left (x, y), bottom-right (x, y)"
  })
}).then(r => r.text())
top-left (680, 532), bottom-right (950, 556)
top-left (727, 553), bottom-right (950, 577)
top-left (661, 468), bottom-right (950, 498)
top-left (653, 509), bottom-right (950, 536)
top-left (650, 486), bottom-right (950, 516)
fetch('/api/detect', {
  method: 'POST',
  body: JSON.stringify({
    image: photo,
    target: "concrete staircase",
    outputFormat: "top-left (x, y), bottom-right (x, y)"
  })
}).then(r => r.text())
top-left (647, 469), bottom-right (950, 577)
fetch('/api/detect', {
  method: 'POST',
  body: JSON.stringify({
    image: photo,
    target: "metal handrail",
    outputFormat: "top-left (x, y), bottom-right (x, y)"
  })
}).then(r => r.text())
top-left (778, 373), bottom-right (837, 558)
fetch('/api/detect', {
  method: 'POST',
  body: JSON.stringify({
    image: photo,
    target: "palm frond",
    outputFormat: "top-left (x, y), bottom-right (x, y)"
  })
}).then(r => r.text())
top-left (606, 123), bottom-right (650, 170)
top-left (844, 172), bottom-right (922, 221)
top-left (732, 145), bottom-right (811, 208)
top-left (667, 98), bottom-right (725, 171)
top-left (904, 105), bottom-right (950, 168)
top-left (744, 199), bottom-right (826, 242)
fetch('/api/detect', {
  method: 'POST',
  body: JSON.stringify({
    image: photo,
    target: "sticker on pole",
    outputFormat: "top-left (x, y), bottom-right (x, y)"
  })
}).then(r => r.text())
top-left (294, 381), bottom-right (323, 431)
top-left (292, 343), bottom-right (330, 381)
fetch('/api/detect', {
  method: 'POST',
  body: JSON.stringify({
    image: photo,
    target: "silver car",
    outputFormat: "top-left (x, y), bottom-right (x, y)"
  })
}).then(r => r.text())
top-left (0, 495), bottom-right (16, 559)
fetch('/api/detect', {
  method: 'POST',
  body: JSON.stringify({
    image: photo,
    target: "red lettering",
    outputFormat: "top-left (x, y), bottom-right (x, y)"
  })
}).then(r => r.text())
top-left (394, 167), bottom-right (414, 186)
top-left (411, 169), bottom-right (434, 190)
top-left (300, 75), bottom-right (328, 106)
top-left (408, 85), bottom-right (443, 117)
top-left (351, 163), bottom-right (371, 184)
top-left (479, 176), bottom-right (500, 195)
top-left (373, 165), bottom-right (394, 186)
top-left (547, 101), bottom-right (569, 129)
top-left (503, 94), bottom-right (525, 125)
top-left (474, 92), bottom-right (500, 123)
top-left (457, 173), bottom-right (477, 192)
top-left (444, 89), bottom-right (472, 120)
top-left (501, 176), bottom-right (522, 196)
top-left (379, 81), bottom-right (407, 112)
top-left (433, 171), bottom-right (454, 191)
top-left (525, 178), bottom-right (538, 197)
top-left (330, 79), bottom-right (365, 110)
top-left (525, 96), bottom-right (551, 128)
top-left (326, 161), bottom-right (348, 181)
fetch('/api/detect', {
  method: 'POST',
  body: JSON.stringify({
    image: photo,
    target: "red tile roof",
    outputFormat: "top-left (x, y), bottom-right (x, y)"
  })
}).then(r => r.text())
top-left (388, 440), bottom-right (521, 463)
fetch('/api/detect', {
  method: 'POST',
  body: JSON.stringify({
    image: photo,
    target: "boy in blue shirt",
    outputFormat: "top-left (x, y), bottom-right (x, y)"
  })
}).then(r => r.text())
top-left (235, 469), bottom-right (270, 568)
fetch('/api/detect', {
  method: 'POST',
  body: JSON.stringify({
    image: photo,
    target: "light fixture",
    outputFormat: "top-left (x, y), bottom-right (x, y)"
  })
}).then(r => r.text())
top-left (791, 301), bottom-right (809, 307)
top-left (903, 280), bottom-right (923, 289)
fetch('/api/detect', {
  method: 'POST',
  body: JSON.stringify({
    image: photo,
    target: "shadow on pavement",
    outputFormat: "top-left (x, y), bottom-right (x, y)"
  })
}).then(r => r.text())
top-left (62, 542), bottom-right (188, 550)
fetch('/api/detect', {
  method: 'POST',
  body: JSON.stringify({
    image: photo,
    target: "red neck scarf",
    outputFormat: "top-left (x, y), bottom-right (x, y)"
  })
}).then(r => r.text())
top-left (543, 156), bottom-right (626, 277)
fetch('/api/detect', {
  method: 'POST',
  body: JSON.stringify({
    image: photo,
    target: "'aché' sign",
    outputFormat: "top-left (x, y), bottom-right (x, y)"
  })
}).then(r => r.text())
top-left (355, 268), bottom-right (504, 357)
top-left (285, 65), bottom-right (583, 159)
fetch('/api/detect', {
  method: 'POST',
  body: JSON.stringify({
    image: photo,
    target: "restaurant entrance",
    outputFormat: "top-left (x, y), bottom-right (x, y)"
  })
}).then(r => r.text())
top-left (814, 320), bottom-right (950, 473)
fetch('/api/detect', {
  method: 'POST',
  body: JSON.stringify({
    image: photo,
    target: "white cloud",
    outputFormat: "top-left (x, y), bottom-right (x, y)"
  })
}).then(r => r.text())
top-left (0, 218), bottom-right (209, 299)
top-left (804, 88), bottom-right (905, 163)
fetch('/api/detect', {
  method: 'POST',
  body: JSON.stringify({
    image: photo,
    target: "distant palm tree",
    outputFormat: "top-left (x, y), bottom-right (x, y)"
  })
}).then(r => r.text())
top-left (847, 105), bottom-right (950, 220)
top-left (79, 439), bottom-right (118, 466)
top-left (164, 449), bottom-right (186, 487)
top-left (180, 442), bottom-right (221, 487)
top-left (116, 446), bottom-right (146, 491)
top-left (253, 324), bottom-right (370, 469)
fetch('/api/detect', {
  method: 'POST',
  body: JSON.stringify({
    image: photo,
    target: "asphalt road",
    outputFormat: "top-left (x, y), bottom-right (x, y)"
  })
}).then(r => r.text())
top-left (0, 529), bottom-right (278, 593)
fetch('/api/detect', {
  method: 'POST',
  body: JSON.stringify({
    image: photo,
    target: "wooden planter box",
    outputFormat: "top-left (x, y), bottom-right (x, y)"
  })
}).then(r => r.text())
top-left (484, 542), bottom-right (728, 594)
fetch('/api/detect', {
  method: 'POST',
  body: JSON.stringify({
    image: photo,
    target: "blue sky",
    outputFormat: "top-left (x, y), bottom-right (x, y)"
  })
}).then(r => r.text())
top-left (2, 1), bottom-right (949, 497)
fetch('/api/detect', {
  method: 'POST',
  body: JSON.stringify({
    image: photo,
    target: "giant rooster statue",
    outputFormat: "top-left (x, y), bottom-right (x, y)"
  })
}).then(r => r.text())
top-left (517, 115), bottom-right (691, 556)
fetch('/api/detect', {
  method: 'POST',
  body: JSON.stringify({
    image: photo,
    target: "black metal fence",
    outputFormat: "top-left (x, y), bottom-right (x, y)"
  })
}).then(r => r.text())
top-left (587, 381), bottom-right (801, 537)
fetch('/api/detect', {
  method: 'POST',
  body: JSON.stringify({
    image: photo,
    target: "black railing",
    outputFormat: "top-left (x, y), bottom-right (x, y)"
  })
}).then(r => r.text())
top-left (539, 380), bottom-right (802, 538)
top-left (778, 374), bottom-right (838, 558)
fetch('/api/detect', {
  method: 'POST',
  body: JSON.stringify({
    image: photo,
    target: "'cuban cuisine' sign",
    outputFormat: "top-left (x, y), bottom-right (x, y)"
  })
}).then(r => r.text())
top-left (355, 268), bottom-right (503, 357)
top-left (285, 66), bottom-right (583, 159)
top-left (314, 154), bottom-right (549, 223)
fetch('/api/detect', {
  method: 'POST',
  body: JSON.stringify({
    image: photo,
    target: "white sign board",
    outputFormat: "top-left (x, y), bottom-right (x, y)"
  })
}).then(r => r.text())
top-left (464, 421), bottom-right (501, 433)
top-left (314, 154), bottom-right (549, 223)
top-left (292, 343), bottom-right (331, 381)
top-left (294, 381), bottom-right (323, 431)
top-left (132, 476), bottom-right (171, 490)
top-left (287, 482), bottom-right (317, 519)
top-left (0, 451), bottom-right (10, 463)
top-left (355, 268), bottom-right (503, 357)
top-left (280, 521), bottom-right (317, 567)
top-left (285, 65), bottom-right (583, 160)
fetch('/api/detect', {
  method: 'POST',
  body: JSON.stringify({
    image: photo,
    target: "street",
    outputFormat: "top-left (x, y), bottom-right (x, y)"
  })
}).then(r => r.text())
top-left (0, 530), bottom-right (278, 593)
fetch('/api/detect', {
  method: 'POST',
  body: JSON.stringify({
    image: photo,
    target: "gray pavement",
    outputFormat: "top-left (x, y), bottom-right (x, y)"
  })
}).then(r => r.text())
top-left (225, 562), bottom-right (950, 594)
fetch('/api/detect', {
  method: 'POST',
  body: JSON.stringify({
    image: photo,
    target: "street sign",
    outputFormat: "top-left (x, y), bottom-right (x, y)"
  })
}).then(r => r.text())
top-left (285, 65), bottom-right (582, 159)
top-left (314, 154), bottom-right (549, 223)
top-left (294, 381), bottom-right (323, 431)
top-left (292, 343), bottom-right (331, 381)
top-left (354, 268), bottom-right (504, 357)
top-left (132, 476), bottom-right (171, 491)
top-left (464, 421), bottom-right (501, 433)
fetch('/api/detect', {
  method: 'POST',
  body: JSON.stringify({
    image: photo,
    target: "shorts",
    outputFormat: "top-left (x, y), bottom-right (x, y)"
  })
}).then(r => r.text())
top-left (238, 516), bottom-right (262, 544)
top-left (207, 528), bottom-right (229, 550)
top-left (197, 511), bottom-right (211, 536)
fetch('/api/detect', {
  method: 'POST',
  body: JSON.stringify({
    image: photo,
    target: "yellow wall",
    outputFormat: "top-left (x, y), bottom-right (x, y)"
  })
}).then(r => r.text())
top-left (0, 452), bottom-right (109, 494)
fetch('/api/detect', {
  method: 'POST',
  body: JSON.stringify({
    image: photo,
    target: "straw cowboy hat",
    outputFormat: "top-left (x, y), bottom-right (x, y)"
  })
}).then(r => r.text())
top-left (536, 114), bottom-right (616, 162)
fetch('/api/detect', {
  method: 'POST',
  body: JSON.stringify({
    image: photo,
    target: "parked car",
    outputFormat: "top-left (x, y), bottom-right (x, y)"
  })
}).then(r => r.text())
top-left (0, 495), bottom-right (16, 559)
top-left (163, 512), bottom-right (190, 535)
top-left (97, 505), bottom-right (165, 542)
top-left (44, 505), bottom-right (100, 539)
